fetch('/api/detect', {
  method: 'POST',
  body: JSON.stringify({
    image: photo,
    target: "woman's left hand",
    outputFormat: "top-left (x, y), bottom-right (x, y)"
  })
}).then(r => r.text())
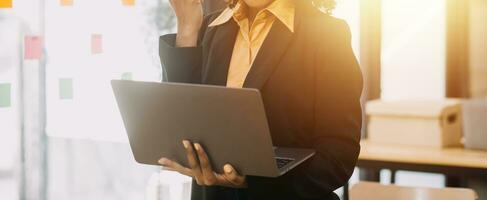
top-left (158, 140), bottom-right (247, 188)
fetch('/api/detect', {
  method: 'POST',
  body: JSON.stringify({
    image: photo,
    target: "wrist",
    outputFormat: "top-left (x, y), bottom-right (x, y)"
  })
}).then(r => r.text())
top-left (176, 33), bottom-right (198, 47)
top-left (176, 28), bottom-right (199, 47)
top-left (178, 29), bottom-right (199, 37)
top-left (177, 23), bottom-right (199, 37)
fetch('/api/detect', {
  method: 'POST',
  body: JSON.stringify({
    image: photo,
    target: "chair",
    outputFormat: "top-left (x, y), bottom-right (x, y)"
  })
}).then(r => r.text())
top-left (350, 182), bottom-right (478, 200)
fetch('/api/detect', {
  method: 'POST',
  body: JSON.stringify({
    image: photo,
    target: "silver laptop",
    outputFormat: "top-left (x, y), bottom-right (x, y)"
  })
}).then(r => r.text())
top-left (111, 80), bottom-right (315, 177)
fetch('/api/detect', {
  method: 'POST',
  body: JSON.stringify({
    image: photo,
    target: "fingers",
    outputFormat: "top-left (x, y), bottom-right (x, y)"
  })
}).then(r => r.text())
top-left (160, 140), bottom-right (243, 187)
top-left (158, 158), bottom-right (192, 177)
top-left (183, 140), bottom-right (204, 184)
top-left (194, 143), bottom-right (218, 185)
top-left (222, 164), bottom-right (246, 187)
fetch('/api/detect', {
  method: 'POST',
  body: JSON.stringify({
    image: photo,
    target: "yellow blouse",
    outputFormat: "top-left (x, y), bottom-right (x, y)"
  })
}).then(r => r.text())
top-left (208, 0), bottom-right (295, 88)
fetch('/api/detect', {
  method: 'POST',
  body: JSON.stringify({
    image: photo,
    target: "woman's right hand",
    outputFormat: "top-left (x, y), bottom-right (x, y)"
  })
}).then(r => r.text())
top-left (168, 0), bottom-right (204, 47)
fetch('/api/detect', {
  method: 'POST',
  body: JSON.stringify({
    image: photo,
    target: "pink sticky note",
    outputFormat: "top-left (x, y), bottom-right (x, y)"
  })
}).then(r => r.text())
top-left (91, 34), bottom-right (103, 54)
top-left (24, 36), bottom-right (43, 60)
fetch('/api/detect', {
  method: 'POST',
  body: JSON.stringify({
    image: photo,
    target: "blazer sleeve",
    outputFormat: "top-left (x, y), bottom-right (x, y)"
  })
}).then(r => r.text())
top-left (159, 34), bottom-right (203, 83)
top-left (159, 14), bottom-right (214, 83)
top-left (246, 20), bottom-right (363, 199)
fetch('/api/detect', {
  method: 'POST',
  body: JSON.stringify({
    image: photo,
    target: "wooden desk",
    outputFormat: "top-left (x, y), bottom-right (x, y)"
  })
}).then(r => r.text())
top-left (357, 140), bottom-right (487, 187)
top-left (350, 182), bottom-right (478, 200)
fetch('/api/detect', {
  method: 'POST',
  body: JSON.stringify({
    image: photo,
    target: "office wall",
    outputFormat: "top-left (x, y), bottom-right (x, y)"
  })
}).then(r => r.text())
top-left (469, 0), bottom-right (487, 98)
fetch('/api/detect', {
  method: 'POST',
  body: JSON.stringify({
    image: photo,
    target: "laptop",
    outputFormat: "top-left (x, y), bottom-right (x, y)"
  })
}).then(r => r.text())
top-left (111, 80), bottom-right (315, 177)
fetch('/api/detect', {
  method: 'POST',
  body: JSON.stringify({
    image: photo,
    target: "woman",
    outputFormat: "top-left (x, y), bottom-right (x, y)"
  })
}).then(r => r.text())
top-left (158, 0), bottom-right (363, 199)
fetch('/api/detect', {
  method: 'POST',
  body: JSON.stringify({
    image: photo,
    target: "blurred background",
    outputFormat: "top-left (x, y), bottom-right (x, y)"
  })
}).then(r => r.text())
top-left (0, 0), bottom-right (486, 200)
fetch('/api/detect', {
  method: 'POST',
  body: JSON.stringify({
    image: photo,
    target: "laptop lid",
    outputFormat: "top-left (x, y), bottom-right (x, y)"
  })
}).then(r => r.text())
top-left (111, 80), bottom-right (280, 177)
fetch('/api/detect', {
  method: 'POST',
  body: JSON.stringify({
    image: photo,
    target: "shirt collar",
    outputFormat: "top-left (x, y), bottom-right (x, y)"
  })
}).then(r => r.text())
top-left (208, 0), bottom-right (295, 33)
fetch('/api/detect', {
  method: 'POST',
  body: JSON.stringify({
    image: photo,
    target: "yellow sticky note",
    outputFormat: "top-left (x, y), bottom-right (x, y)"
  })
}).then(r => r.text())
top-left (122, 0), bottom-right (135, 6)
top-left (0, 0), bottom-right (13, 8)
top-left (60, 0), bottom-right (73, 6)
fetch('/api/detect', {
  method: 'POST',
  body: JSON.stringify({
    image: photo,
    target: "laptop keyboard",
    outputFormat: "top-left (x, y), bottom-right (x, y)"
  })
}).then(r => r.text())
top-left (275, 158), bottom-right (294, 169)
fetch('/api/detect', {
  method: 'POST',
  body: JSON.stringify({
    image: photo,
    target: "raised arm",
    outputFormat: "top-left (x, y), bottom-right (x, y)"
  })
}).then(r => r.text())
top-left (159, 0), bottom-right (205, 83)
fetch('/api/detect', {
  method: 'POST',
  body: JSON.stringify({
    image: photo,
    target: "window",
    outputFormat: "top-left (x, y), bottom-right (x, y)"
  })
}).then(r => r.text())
top-left (45, 0), bottom-right (174, 141)
top-left (381, 0), bottom-right (446, 101)
top-left (379, 0), bottom-right (447, 187)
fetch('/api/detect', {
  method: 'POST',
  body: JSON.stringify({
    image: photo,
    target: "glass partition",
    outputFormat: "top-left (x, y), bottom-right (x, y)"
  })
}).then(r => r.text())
top-left (43, 0), bottom-right (176, 199)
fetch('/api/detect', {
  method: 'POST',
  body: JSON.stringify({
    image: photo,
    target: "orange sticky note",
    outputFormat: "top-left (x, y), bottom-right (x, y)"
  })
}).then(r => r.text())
top-left (24, 36), bottom-right (43, 60)
top-left (60, 0), bottom-right (73, 6)
top-left (0, 0), bottom-right (12, 8)
top-left (122, 0), bottom-right (135, 6)
top-left (91, 34), bottom-right (103, 54)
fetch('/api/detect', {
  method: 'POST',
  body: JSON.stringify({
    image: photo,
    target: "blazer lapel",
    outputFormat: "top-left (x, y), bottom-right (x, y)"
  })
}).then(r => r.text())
top-left (203, 20), bottom-right (239, 86)
top-left (243, 18), bottom-right (297, 89)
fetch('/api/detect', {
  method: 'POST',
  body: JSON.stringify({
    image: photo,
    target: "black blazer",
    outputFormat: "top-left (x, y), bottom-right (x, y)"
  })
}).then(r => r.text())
top-left (159, 1), bottom-right (363, 200)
